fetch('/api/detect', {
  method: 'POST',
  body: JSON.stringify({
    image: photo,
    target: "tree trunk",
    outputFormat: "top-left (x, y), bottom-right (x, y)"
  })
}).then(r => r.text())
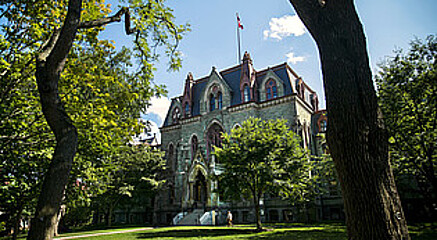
top-left (27, 1), bottom-right (81, 239)
top-left (107, 206), bottom-right (114, 227)
top-left (253, 193), bottom-right (262, 231)
top-left (12, 204), bottom-right (24, 240)
top-left (288, 1), bottom-right (409, 239)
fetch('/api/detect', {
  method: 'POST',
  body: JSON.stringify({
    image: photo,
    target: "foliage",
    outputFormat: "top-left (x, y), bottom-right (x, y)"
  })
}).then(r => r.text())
top-left (0, 0), bottom-right (188, 236)
top-left (376, 35), bottom-right (437, 211)
top-left (67, 144), bottom-right (165, 227)
top-left (214, 117), bottom-right (309, 230)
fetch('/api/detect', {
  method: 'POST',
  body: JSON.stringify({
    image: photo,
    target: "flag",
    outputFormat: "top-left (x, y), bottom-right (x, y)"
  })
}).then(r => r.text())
top-left (236, 13), bottom-right (244, 30)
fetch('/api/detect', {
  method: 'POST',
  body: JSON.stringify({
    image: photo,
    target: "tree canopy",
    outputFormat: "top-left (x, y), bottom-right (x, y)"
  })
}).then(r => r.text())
top-left (376, 35), bottom-right (436, 218)
top-left (214, 117), bottom-right (309, 231)
top-left (0, 0), bottom-right (188, 239)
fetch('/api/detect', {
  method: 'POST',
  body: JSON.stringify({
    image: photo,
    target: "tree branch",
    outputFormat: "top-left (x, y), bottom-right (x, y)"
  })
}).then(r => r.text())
top-left (45, 0), bottom-right (82, 76)
top-left (78, 8), bottom-right (126, 29)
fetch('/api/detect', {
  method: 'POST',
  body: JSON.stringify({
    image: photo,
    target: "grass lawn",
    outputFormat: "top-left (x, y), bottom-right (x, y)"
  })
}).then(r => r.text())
top-left (51, 223), bottom-right (436, 240)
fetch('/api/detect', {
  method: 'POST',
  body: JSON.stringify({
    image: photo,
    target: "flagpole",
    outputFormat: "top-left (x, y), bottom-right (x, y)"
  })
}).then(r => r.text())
top-left (237, 23), bottom-right (241, 64)
top-left (236, 13), bottom-right (241, 64)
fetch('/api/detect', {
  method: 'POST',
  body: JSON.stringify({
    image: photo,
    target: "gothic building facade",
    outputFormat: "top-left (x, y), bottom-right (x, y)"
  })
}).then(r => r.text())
top-left (155, 52), bottom-right (338, 225)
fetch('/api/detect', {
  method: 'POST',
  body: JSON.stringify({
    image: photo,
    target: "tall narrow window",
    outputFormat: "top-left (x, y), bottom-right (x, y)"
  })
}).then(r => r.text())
top-left (266, 79), bottom-right (277, 100)
top-left (209, 94), bottom-right (215, 111)
top-left (168, 144), bottom-right (175, 170)
top-left (191, 135), bottom-right (198, 159)
top-left (243, 85), bottom-right (251, 102)
top-left (172, 108), bottom-right (180, 124)
top-left (184, 102), bottom-right (190, 117)
top-left (207, 123), bottom-right (224, 161)
top-left (320, 120), bottom-right (327, 132)
top-left (218, 92), bottom-right (223, 109)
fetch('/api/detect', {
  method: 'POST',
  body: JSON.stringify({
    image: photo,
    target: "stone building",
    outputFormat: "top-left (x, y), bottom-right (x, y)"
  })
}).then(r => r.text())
top-left (155, 52), bottom-right (340, 225)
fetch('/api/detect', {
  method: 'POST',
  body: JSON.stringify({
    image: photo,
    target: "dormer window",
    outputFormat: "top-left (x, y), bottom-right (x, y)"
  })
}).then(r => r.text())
top-left (266, 79), bottom-right (277, 100)
top-left (172, 107), bottom-right (180, 124)
top-left (209, 94), bottom-right (216, 111)
top-left (243, 85), bottom-right (251, 102)
top-left (218, 92), bottom-right (223, 109)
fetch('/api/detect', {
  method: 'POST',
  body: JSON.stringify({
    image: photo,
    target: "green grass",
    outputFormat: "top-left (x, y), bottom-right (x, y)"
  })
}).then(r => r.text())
top-left (3, 223), bottom-right (436, 240)
top-left (53, 223), bottom-right (437, 240)
top-left (60, 225), bottom-right (346, 240)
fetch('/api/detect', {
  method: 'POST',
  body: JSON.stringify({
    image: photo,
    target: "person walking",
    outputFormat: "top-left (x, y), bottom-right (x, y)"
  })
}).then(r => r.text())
top-left (226, 211), bottom-right (233, 227)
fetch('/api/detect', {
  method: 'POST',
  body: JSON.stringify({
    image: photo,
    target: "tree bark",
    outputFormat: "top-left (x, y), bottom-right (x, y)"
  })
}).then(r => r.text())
top-left (27, 0), bottom-right (82, 239)
top-left (288, 0), bottom-right (409, 239)
top-left (12, 204), bottom-right (24, 240)
top-left (252, 192), bottom-right (262, 231)
top-left (26, 1), bottom-right (137, 239)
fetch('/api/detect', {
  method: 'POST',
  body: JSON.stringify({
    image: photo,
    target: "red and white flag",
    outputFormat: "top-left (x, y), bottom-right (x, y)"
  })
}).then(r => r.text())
top-left (236, 13), bottom-right (244, 30)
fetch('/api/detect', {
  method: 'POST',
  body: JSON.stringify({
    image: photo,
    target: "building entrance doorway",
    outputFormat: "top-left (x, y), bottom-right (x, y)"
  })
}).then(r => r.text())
top-left (193, 172), bottom-right (207, 208)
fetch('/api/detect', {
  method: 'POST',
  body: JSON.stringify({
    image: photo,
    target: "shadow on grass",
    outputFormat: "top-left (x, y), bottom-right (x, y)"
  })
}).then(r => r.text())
top-left (136, 228), bottom-right (254, 239)
top-left (135, 227), bottom-right (348, 240)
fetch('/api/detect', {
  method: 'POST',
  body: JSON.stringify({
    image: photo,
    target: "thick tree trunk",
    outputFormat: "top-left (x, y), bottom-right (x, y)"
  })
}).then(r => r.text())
top-left (288, 0), bottom-right (409, 239)
top-left (27, 1), bottom-right (81, 239)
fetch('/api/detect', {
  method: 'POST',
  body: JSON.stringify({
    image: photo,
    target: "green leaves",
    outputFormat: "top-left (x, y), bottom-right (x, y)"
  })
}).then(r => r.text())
top-left (214, 117), bottom-right (309, 202)
top-left (376, 35), bottom-right (436, 200)
top-left (1, 0), bottom-right (188, 230)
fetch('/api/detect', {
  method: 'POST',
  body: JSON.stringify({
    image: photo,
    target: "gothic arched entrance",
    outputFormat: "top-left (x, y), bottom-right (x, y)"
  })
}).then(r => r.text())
top-left (193, 172), bottom-right (207, 206)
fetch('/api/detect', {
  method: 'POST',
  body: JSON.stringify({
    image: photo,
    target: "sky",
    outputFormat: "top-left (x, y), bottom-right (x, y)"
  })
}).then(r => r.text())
top-left (101, 0), bottom-right (437, 139)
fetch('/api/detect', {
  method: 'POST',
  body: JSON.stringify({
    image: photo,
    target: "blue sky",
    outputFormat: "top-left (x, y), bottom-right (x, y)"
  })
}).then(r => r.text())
top-left (101, 0), bottom-right (436, 134)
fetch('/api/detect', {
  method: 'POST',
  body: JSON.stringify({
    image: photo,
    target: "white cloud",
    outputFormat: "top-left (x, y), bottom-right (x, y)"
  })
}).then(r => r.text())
top-left (286, 51), bottom-right (306, 64)
top-left (146, 96), bottom-right (171, 124)
top-left (263, 15), bottom-right (306, 40)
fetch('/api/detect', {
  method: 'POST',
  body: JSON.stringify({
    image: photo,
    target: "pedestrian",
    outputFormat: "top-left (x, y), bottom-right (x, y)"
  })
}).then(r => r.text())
top-left (226, 211), bottom-right (233, 227)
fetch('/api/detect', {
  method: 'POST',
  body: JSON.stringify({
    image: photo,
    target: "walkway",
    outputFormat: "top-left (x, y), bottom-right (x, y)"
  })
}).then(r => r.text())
top-left (56, 227), bottom-right (153, 239)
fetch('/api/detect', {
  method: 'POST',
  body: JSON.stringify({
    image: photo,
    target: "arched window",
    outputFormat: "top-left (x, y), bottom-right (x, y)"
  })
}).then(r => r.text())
top-left (209, 94), bottom-right (215, 111)
top-left (207, 123), bottom-right (224, 160)
top-left (266, 79), bottom-right (277, 100)
top-left (184, 102), bottom-right (190, 117)
top-left (172, 107), bottom-right (180, 124)
top-left (320, 119), bottom-right (327, 132)
top-left (218, 92), bottom-right (223, 109)
top-left (243, 85), bottom-right (251, 102)
top-left (191, 135), bottom-right (198, 159)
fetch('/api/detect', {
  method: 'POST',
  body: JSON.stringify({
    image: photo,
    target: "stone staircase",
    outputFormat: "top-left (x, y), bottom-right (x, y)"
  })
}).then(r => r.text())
top-left (176, 209), bottom-right (204, 225)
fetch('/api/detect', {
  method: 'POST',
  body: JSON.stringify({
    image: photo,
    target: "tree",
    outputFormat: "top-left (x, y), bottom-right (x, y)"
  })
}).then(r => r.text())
top-left (1, 0), bottom-right (188, 239)
top-left (279, 153), bottom-right (336, 222)
top-left (376, 35), bottom-right (437, 219)
top-left (287, 0), bottom-right (409, 239)
top-left (214, 117), bottom-right (308, 231)
top-left (90, 144), bottom-right (165, 227)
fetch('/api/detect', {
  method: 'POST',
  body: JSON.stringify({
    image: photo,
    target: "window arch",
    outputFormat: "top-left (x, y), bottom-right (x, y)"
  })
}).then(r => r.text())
top-left (209, 94), bottom-right (215, 111)
top-left (243, 85), bottom-right (251, 102)
top-left (172, 107), bottom-right (180, 124)
top-left (218, 92), bottom-right (223, 109)
top-left (266, 79), bottom-right (278, 100)
top-left (191, 135), bottom-right (198, 159)
top-left (207, 123), bottom-right (224, 160)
